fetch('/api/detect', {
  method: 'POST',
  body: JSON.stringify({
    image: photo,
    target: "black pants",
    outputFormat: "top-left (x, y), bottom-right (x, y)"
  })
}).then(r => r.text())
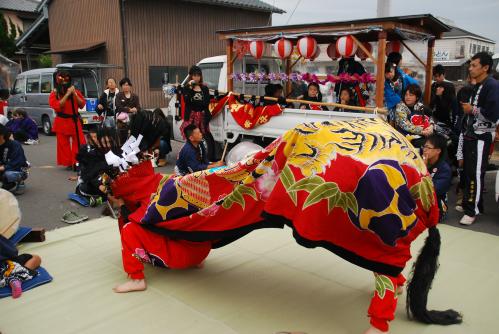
top-left (462, 133), bottom-right (493, 217)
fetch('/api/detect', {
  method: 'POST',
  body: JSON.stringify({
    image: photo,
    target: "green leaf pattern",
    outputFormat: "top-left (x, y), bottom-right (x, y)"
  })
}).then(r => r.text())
top-left (222, 185), bottom-right (257, 210)
top-left (374, 273), bottom-right (395, 299)
top-left (281, 173), bottom-right (358, 214)
top-left (409, 176), bottom-right (435, 211)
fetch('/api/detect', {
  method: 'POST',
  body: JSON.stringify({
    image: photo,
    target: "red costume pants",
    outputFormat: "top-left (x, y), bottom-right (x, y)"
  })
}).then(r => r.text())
top-left (120, 222), bottom-right (212, 280)
top-left (56, 130), bottom-right (85, 167)
top-left (368, 273), bottom-right (406, 332)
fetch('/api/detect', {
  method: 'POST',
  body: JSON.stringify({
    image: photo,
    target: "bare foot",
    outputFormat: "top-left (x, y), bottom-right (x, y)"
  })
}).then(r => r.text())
top-left (113, 279), bottom-right (146, 293)
top-left (195, 261), bottom-right (204, 269)
top-left (396, 285), bottom-right (404, 295)
top-left (68, 175), bottom-right (78, 181)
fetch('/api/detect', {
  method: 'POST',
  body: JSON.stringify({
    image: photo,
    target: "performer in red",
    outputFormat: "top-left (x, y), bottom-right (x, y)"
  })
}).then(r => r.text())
top-left (48, 71), bottom-right (86, 168)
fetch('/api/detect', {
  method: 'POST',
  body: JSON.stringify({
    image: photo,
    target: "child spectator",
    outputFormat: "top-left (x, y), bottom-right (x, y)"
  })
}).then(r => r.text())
top-left (0, 124), bottom-right (29, 193)
top-left (0, 189), bottom-right (42, 298)
top-left (333, 87), bottom-right (356, 112)
top-left (6, 109), bottom-right (39, 144)
top-left (423, 135), bottom-right (452, 222)
top-left (299, 82), bottom-right (326, 110)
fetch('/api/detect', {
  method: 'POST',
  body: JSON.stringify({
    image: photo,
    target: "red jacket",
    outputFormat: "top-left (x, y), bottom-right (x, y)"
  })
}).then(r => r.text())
top-left (49, 90), bottom-right (86, 135)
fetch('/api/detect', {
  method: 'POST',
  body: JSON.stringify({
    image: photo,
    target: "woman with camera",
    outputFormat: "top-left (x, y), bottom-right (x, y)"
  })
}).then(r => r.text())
top-left (97, 78), bottom-right (119, 129)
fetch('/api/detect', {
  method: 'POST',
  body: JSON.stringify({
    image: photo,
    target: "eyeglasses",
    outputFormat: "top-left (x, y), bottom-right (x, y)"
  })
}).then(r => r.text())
top-left (423, 145), bottom-right (436, 150)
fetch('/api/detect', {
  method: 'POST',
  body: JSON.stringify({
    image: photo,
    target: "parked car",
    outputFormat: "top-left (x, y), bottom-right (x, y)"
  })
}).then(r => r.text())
top-left (6, 63), bottom-right (116, 135)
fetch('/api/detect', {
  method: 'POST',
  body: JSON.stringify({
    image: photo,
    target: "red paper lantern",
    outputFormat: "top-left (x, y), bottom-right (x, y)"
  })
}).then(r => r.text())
top-left (273, 38), bottom-right (293, 59)
top-left (326, 42), bottom-right (339, 60)
top-left (310, 45), bottom-right (321, 61)
top-left (356, 42), bottom-right (373, 60)
top-left (297, 36), bottom-right (317, 59)
top-left (336, 35), bottom-right (357, 58)
top-left (385, 41), bottom-right (404, 56)
top-left (249, 40), bottom-right (264, 59)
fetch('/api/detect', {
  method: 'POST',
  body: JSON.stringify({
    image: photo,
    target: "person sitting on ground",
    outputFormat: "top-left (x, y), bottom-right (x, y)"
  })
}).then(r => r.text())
top-left (75, 127), bottom-right (117, 202)
top-left (0, 124), bottom-right (29, 192)
top-left (333, 87), bottom-right (357, 112)
top-left (299, 82), bottom-right (327, 110)
top-left (394, 84), bottom-right (434, 148)
top-left (175, 124), bottom-right (223, 176)
top-left (6, 109), bottom-right (38, 144)
top-left (423, 134), bottom-right (452, 222)
top-left (152, 108), bottom-right (171, 167)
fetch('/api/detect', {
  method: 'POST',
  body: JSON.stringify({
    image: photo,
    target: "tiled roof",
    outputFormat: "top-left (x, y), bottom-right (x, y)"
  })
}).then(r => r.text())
top-left (444, 26), bottom-right (495, 43)
top-left (182, 0), bottom-right (285, 13)
top-left (0, 0), bottom-right (39, 13)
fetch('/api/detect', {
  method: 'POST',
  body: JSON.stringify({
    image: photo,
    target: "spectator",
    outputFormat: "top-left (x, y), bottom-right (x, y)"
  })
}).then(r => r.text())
top-left (115, 77), bottom-right (140, 145)
top-left (394, 84), bottom-right (434, 148)
top-left (0, 124), bottom-right (29, 193)
top-left (179, 66), bottom-right (216, 161)
top-left (384, 62), bottom-right (401, 122)
top-left (456, 52), bottom-right (499, 225)
top-left (333, 87), bottom-right (357, 112)
top-left (175, 124), bottom-right (222, 176)
top-left (430, 64), bottom-right (458, 129)
top-left (299, 82), bottom-right (326, 110)
top-left (263, 83), bottom-right (286, 106)
top-left (97, 78), bottom-right (119, 129)
top-left (6, 109), bottom-right (39, 144)
top-left (423, 134), bottom-right (452, 222)
top-left (48, 71), bottom-right (86, 170)
top-left (152, 108), bottom-right (171, 167)
top-left (334, 56), bottom-right (369, 106)
top-left (386, 52), bottom-right (419, 102)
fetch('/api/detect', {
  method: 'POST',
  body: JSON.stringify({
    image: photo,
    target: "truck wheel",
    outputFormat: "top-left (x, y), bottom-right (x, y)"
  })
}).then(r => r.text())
top-left (42, 116), bottom-right (53, 136)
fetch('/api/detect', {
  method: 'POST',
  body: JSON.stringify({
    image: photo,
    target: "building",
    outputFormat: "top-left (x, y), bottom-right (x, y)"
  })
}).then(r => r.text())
top-left (0, 0), bottom-right (43, 70)
top-left (16, 0), bottom-right (284, 108)
top-left (403, 25), bottom-right (496, 81)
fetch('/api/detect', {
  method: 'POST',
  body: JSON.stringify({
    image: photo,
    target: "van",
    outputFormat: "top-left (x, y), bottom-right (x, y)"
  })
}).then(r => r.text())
top-left (7, 63), bottom-right (114, 135)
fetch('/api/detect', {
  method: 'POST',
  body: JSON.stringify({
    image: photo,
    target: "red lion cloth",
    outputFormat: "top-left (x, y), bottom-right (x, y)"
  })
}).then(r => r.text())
top-left (116, 118), bottom-right (447, 331)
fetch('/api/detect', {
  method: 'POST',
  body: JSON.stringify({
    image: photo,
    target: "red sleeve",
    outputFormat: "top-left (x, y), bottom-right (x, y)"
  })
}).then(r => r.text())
top-left (75, 89), bottom-right (86, 107)
top-left (49, 91), bottom-right (61, 113)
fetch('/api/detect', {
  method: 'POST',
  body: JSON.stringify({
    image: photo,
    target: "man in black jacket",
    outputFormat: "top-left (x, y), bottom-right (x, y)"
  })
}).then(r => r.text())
top-left (457, 52), bottom-right (499, 225)
top-left (430, 65), bottom-right (458, 129)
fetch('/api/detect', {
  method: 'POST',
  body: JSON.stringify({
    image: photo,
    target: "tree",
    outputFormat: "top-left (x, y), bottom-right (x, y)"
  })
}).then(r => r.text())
top-left (0, 13), bottom-right (19, 58)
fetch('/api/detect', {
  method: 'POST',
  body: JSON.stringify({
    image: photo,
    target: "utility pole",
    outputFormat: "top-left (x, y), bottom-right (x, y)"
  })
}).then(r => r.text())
top-left (377, 0), bottom-right (391, 17)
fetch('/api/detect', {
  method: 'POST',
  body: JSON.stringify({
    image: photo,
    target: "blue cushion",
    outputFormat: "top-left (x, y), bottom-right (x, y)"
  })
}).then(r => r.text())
top-left (0, 266), bottom-right (53, 298)
top-left (9, 226), bottom-right (32, 245)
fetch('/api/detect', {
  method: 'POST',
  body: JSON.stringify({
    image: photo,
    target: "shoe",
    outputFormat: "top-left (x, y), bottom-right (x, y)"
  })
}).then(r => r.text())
top-left (455, 205), bottom-right (464, 213)
top-left (24, 139), bottom-right (39, 145)
top-left (89, 196), bottom-right (103, 207)
top-left (2, 181), bottom-right (17, 192)
top-left (157, 159), bottom-right (167, 167)
top-left (459, 215), bottom-right (476, 225)
top-left (13, 181), bottom-right (25, 195)
top-left (61, 211), bottom-right (89, 224)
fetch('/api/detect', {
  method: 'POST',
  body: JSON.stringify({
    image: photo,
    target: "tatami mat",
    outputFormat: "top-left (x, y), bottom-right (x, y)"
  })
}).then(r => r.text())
top-left (1, 218), bottom-right (497, 334)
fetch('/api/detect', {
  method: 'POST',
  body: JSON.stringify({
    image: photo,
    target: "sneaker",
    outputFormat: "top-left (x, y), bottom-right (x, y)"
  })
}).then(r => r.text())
top-left (89, 196), bottom-right (103, 207)
top-left (13, 181), bottom-right (26, 195)
top-left (24, 139), bottom-right (39, 145)
top-left (459, 215), bottom-right (476, 225)
top-left (455, 205), bottom-right (464, 213)
top-left (61, 211), bottom-right (89, 224)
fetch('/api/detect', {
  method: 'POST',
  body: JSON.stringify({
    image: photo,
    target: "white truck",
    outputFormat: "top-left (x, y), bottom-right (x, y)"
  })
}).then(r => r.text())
top-left (164, 55), bottom-right (379, 153)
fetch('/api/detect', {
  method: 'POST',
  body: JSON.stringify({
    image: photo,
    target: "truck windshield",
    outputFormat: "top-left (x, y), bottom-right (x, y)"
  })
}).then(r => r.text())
top-left (198, 62), bottom-right (223, 90)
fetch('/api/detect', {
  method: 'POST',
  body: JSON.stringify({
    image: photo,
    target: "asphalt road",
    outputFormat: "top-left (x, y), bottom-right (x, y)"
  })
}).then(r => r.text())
top-left (15, 133), bottom-right (499, 236)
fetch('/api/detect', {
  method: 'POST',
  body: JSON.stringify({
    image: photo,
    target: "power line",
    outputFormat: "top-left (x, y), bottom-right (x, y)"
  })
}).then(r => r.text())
top-left (286, 0), bottom-right (303, 25)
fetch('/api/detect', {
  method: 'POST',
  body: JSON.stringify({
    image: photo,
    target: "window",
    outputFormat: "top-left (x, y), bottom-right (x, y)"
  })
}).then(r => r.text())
top-left (199, 63), bottom-right (224, 90)
top-left (83, 74), bottom-right (98, 98)
top-left (26, 75), bottom-right (40, 94)
top-left (41, 74), bottom-right (52, 93)
top-left (472, 44), bottom-right (477, 54)
top-left (13, 77), bottom-right (26, 94)
top-left (149, 66), bottom-right (188, 89)
top-left (455, 41), bottom-right (465, 58)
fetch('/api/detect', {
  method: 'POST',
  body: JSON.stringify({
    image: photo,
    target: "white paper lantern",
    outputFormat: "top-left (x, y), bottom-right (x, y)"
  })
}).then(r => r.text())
top-left (249, 40), bottom-right (264, 59)
top-left (336, 35), bottom-right (357, 58)
top-left (273, 38), bottom-right (293, 59)
top-left (297, 36), bottom-right (317, 59)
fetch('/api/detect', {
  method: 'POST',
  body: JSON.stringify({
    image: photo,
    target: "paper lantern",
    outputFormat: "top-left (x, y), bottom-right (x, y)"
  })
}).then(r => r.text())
top-left (249, 40), bottom-right (264, 59)
top-left (274, 38), bottom-right (293, 59)
top-left (336, 35), bottom-right (357, 57)
top-left (310, 45), bottom-right (321, 61)
top-left (326, 42), bottom-right (339, 60)
top-left (356, 42), bottom-right (373, 60)
top-left (297, 36), bottom-right (317, 59)
top-left (386, 41), bottom-right (404, 56)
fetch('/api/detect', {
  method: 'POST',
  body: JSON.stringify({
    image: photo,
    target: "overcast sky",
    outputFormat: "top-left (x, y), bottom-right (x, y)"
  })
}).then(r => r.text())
top-left (270, 0), bottom-right (499, 46)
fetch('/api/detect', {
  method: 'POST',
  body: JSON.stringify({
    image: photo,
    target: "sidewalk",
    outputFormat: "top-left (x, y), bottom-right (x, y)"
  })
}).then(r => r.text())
top-left (1, 217), bottom-right (498, 334)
